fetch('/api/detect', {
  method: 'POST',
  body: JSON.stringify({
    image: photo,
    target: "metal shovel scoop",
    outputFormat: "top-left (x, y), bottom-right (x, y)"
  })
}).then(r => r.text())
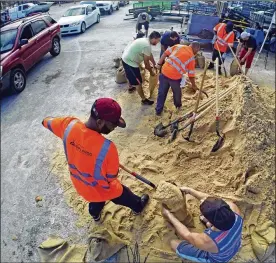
top-left (154, 123), bottom-right (168, 137)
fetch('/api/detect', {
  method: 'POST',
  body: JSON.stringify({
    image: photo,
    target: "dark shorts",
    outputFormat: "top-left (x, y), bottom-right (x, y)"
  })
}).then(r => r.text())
top-left (137, 21), bottom-right (149, 31)
top-left (176, 241), bottom-right (210, 263)
top-left (122, 60), bottom-right (142, 86)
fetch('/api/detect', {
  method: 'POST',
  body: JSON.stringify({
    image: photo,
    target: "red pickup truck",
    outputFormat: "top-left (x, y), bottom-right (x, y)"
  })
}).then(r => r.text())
top-left (0, 14), bottom-right (61, 94)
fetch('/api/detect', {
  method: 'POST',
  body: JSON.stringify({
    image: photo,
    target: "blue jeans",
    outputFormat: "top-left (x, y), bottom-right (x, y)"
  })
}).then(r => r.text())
top-left (155, 74), bottom-right (182, 114)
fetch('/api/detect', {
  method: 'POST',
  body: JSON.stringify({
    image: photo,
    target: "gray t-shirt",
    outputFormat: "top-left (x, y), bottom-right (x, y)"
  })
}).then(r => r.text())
top-left (122, 38), bottom-right (151, 67)
top-left (137, 12), bottom-right (150, 24)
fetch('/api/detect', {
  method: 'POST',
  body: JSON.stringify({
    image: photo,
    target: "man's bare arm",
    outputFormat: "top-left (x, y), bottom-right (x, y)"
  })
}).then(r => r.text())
top-left (180, 186), bottom-right (209, 201)
top-left (241, 47), bottom-right (253, 61)
top-left (236, 41), bottom-right (242, 56)
top-left (149, 54), bottom-right (156, 67)
top-left (164, 208), bottom-right (218, 253)
top-left (157, 52), bottom-right (169, 66)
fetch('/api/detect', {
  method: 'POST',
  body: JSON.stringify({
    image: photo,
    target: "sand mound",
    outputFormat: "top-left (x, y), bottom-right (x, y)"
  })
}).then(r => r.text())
top-left (50, 70), bottom-right (275, 262)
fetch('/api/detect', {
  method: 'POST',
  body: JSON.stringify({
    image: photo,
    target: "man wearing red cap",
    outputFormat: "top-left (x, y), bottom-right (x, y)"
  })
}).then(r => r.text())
top-left (162, 186), bottom-right (243, 263)
top-left (42, 98), bottom-right (149, 222)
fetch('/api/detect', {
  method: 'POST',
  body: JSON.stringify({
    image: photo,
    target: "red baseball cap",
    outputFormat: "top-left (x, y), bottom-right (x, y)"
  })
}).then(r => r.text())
top-left (91, 98), bottom-right (126, 128)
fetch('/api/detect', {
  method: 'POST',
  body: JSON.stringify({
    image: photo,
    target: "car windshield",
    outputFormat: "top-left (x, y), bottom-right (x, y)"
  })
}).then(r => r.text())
top-left (64, 7), bottom-right (85, 17)
top-left (0, 29), bottom-right (18, 54)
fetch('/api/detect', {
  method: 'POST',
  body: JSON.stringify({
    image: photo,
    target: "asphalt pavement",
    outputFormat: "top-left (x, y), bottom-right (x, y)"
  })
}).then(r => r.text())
top-left (0, 3), bottom-right (182, 262)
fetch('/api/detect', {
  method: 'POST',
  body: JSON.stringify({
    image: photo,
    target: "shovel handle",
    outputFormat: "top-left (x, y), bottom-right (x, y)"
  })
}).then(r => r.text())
top-left (228, 44), bottom-right (245, 75)
top-left (119, 164), bottom-right (156, 189)
top-left (215, 58), bottom-right (219, 117)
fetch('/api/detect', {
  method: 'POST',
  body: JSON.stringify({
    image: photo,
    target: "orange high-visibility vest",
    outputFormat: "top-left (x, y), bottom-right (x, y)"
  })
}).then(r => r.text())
top-left (214, 23), bottom-right (235, 53)
top-left (43, 117), bottom-right (123, 202)
top-left (162, 45), bottom-right (195, 80)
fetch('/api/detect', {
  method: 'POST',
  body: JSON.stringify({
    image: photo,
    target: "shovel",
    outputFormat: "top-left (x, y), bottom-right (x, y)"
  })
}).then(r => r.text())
top-left (119, 164), bottom-right (156, 189)
top-left (184, 62), bottom-right (209, 142)
top-left (154, 112), bottom-right (193, 137)
top-left (211, 58), bottom-right (225, 152)
top-left (228, 44), bottom-right (245, 75)
top-left (217, 48), bottom-right (227, 77)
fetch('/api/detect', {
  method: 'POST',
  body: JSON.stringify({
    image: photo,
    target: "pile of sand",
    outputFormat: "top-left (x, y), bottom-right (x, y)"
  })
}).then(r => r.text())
top-left (50, 70), bottom-right (275, 262)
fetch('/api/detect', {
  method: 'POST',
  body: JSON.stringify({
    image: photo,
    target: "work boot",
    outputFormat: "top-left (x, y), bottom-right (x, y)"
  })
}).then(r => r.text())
top-left (208, 62), bottom-right (214, 69)
top-left (142, 99), bottom-right (154, 105)
top-left (92, 214), bottom-right (101, 223)
top-left (133, 194), bottom-right (149, 215)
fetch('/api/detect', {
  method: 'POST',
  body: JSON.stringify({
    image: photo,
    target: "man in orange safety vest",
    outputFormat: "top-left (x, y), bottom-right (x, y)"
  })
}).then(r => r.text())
top-left (208, 21), bottom-right (235, 75)
top-left (42, 98), bottom-right (149, 223)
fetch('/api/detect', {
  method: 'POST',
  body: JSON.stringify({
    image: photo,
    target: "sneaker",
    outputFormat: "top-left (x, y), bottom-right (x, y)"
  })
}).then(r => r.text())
top-left (133, 194), bottom-right (150, 215)
top-left (218, 67), bottom-right (222, 75)
top-left (156, 111), bottom-right (162, 116)
top-left (128, 86), bottom-right (136, 93)
top-left (142, 99), bottom-right (154, 105)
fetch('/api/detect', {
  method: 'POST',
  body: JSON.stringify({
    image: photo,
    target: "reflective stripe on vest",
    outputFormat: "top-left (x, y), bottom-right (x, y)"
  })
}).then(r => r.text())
top-left (62, 119), bottom-right (112, 190)
top-left (167, 45), bottom-right (195, 75)
top-left (47, 119), bottom-right (53, 132)
top-left (216, 24), bottom-right (234, 47)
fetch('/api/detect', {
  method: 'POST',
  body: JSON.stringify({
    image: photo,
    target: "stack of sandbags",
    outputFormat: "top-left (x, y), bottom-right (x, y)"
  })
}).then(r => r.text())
top-left (116, 66), bottom-right (127, 84)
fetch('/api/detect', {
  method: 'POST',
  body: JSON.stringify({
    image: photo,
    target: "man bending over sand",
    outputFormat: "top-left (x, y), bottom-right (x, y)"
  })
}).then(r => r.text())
top-left (162, 186), bottom-right (243, 263)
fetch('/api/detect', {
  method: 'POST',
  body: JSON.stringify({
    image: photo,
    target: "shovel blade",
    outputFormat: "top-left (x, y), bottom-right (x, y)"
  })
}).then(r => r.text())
top-left (211, 135), bottom-right (225, 152)
top-left (154, 123), bottom-right (167, 137)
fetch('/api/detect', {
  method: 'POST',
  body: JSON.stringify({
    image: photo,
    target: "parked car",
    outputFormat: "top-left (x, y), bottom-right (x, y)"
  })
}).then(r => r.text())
top-left (58, 4), bottom-right (100, 35)
top-left (0, 14), bottom-right (61, 94)
top-left (1, 10), bottom-right (10, 26)
top-left (96, 1), bottom-right (120, 15)
top-left (8, 2), bottom-right (53, 21)
top-left (119, 1), bottom-right (129, 6)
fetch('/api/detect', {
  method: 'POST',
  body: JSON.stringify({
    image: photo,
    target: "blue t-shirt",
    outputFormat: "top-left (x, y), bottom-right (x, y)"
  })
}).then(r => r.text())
top-left (161, 31), bottom-right (180, 49)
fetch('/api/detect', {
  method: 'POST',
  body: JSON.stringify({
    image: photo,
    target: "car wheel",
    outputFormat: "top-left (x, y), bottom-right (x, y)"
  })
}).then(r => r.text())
top-left (108, 6), bottom-right (113, 15)
top-left (81, 22), bottom-right (86, 33)
top-left (50, 37), bottom-right (61, 56)
top-left (10, 68), bottom-right (26, 94)
top-left (97, 14), bottom-right (100, 23)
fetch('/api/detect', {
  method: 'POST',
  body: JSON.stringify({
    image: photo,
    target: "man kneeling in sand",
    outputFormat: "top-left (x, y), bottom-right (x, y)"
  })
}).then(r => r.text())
top-left (162, 186), bottom-right (243, 263)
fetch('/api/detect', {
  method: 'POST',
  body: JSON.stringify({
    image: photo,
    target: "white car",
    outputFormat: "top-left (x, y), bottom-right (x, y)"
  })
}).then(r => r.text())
top-left (58, 4), bottom-right (100, 35)
top-left (96, 1), bottom-right (120, 15)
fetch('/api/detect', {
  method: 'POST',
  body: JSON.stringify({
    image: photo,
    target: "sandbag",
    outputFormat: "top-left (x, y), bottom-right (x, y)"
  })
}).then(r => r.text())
top-left (196, 52), bottom-right (205, 69)
top-left (116, 66), bottom-right (127, 84)
top-left (230, 59), bottom-right (240, 76)
top-left (149, 69), bottom-right (159, 97)
top-left (153, 181), bottom-right (194, 227)
top-left (251, 221), bottom-right (275, 262)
